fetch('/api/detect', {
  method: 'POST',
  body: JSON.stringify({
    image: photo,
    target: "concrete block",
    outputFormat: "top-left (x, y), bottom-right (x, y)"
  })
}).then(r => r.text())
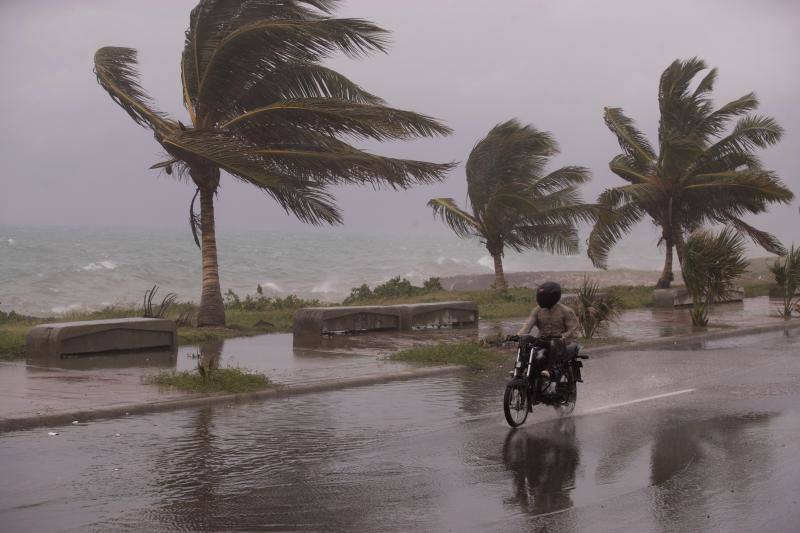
top-left (293, 301), bottom-right (478, 344)
top-left (401, 301), bottom-right (478, 330)
top-left (652, 287), bottom-right (745, 308)
top-left (26, 318), bottom-right (177, 358)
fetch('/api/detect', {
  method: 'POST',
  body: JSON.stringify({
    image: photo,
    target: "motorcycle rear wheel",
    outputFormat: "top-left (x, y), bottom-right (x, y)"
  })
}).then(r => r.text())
top-left (554, 367), bottom-right (578, 416)
top-left (503, 379), bottom-right (529, 427)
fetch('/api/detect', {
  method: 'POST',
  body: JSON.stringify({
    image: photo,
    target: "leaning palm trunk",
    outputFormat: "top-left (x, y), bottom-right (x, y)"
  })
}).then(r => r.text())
top-left (197, 186), bottom-right (225, 327)
top-left (93, 1), bottom-right (454, 329)
top-left (656, 239), bottom-right (674, 289)
top-left (492, 253), bottom-right (507, 292)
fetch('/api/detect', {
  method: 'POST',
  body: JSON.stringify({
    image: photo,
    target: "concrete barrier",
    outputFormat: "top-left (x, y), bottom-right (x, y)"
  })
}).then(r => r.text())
top-left (293, 301), bottom-right (478, 344)
top-left (26, 318), bottom-right (177, 358)
top-left (652, 287), bottom-right (744, 308)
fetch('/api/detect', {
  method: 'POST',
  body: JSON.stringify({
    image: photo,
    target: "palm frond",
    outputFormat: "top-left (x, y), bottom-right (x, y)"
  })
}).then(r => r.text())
top-left (93, 47), bottom-right (174, 133)
top-left (255, 146), bottom-right (454, 188)
top-left (212, 62), bottom-right (385, 121)
top-left (507, 224), bottom-right (579, 255)
top-left (196, 18), bottom-right (390, 108)
top-left (223, 98), bottom-right (451, 141)
top-left (725, 216), bottom-right (786, 256)
top-left (609, 155), bottom-right (656, 184)
top-left (427, 198), bottom-right (480, 239)
top-left (182, 0), bottom-right (337, 109)
top-left (533, 166), bottom-right (591, 192)
top-left (265, 180), bottom-right (342, 225)
top-left (696, 92), bottom-right (758, 137)
top-left (587, 201), bottom-right (645, 268)
top-left (603, 107), bottom-right (656, 169)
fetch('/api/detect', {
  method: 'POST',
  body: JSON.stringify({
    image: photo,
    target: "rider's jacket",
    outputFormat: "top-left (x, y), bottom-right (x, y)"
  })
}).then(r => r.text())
top-left (516, 302), bottom-right (579, 339)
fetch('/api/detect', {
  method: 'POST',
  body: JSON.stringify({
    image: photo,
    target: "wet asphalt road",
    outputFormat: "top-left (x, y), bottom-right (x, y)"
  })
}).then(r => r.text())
top-left (1, 330), bottom-right (800, 532)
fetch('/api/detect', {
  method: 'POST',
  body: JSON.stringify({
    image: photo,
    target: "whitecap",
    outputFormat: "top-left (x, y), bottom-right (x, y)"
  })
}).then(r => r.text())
top-left (51, 303), bottom-right (85, 315)
top-left (82, 260), bottom-right (118, 271)
top-left (7, 238), bottom-right (15, 245)
top-left (311, 280), bottom-right (337, 293)
top-left (477, 255), bottom-right (494, 270)
top-left (258, 282), bottom-right (282, 293)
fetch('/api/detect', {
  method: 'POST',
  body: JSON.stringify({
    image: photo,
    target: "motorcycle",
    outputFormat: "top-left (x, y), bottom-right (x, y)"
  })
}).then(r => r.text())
top-left (502, 335), bottom-right (588, 427)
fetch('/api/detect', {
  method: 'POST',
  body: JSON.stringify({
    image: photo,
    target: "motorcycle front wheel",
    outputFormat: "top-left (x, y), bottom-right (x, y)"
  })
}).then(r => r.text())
top-left (503, 378), bottom-right (529, 427)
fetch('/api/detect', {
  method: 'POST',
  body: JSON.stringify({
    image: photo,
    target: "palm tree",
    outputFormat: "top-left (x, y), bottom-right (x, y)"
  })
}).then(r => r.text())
top-left (588, 58), bottom-right (794, 288)
top-left (428, 120), bottom-right (594, 292)
top-left (94, 0), bottom-right (453, 326)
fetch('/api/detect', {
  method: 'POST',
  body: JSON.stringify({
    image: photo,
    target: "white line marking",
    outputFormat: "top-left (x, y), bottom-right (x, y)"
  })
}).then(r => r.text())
top-left (584, 389), bottom-right (695, 414)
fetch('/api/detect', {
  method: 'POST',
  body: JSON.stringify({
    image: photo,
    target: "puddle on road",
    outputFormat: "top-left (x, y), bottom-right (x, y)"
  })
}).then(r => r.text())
top-left (1, 360), bottom-right (796, 532)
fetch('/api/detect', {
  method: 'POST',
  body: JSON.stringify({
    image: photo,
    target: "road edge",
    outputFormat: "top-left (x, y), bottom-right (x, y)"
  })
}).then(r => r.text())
top-left (3, 320), bottom-right (799, 433)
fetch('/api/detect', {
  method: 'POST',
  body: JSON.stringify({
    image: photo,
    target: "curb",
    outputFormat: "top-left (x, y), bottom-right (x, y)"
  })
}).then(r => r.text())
top-left (0, 364), bottom-right (460, 434)
top-left (584, 320), bottom-right (800, 357)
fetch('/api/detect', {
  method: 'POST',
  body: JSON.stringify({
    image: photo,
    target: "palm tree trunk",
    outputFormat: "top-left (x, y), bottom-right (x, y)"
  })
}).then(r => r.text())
top-left (197, 186), bottom-right (226, 327)
top-left (492, 253), bottom-right (507, 292)
top-left (656, 239), bottom-right (674, 289)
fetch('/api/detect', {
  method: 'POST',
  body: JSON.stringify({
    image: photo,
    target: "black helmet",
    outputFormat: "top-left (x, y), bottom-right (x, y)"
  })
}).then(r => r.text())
top-left (536, 281), bottom-right (561, 309)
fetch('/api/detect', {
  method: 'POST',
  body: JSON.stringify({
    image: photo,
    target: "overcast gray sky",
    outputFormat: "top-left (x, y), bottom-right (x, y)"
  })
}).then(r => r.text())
top-left (1, 0), bottom-right (798, 242)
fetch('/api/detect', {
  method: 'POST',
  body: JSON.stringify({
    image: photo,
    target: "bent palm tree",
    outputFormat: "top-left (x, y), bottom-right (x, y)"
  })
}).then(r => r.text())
top-left (94, 0), bottom-right (453, 326)
top-left (429, 120), bottom-right (594, 291)
top-left (589, 57), bottom-right (794, 288)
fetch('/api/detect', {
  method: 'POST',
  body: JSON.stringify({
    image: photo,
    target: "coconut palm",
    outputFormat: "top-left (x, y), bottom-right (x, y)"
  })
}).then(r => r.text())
top-left (94, 0), bottom-right (453, 326)
top-left (428, 120), bottom-right (594, 291)
top-left (682, 227), bottom-right (748, 326)
top-left (588, 57), bottom-right (794, 288)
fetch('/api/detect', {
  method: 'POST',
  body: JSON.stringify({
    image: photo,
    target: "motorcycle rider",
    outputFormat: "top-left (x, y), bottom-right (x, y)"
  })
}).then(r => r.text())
top-left (516, 281), bottom-right (579, 380)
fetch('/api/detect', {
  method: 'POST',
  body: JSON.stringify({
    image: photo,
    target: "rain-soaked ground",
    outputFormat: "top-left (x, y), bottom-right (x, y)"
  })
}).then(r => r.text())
top-left (1, 297), bottom-right (785, 423)
top-left (1, 329), bottom-right (799, 532)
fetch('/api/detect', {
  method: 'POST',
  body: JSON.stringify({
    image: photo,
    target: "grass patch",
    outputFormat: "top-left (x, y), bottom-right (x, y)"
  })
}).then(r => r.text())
top-left (388, 341), bottom-right (504, 370)
top-left (0, 324), bottom-right (30, 361)
top-left (146, 367), bottom-right (272, 394)
top-left (741, 280), bottom-right (774, 298)
top-left (603, 285), bottom-right (654, 309)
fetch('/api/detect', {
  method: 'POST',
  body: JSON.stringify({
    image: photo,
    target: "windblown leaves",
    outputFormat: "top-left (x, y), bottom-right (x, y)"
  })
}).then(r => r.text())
top-left (96, 0), bottom-right (454, 228)
top-left (430, 119), bottom-right (594, 259)
top-left (93, 47), bottom-right (174, 134)
top-left (591, 57), bottom-right (794, 268)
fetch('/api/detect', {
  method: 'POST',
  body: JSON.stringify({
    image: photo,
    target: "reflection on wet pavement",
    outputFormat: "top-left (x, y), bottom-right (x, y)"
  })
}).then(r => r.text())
top-left (1, 332), bottom-right (800, 531)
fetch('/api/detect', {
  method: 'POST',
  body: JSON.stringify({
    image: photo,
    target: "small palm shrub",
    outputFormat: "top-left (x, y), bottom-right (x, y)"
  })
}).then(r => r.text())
top-left (571, 277), bottom-right (620, 339)
top-left (142, 285), bottom-right (178, 318)
top-left (769, 245), bottom-right (800, 318)
top-left (682, 228), bottom-right (749, 326)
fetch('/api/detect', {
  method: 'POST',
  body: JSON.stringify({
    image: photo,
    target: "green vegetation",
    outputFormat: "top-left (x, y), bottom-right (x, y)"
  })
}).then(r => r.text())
top-left (343, 276), bottom-right (443, 304)
top-left (388, 341), bottom-right (504, 370)
top-left (589, 57), bottom-right (794, 289)
top-left (93, 0), bottom-right (453, 327)
top-left (146, 367), bottom-right (272, 394)
top-left (428, 119), bottom-right (595, 291)
top-left (1, 258), bottom-right (782, 361)
top-left (682, 228), bottom-right (749, 326)
top-left (769, 245), bottom-right (800, 318)
top-left (570, 278), bottom-right (621, 339)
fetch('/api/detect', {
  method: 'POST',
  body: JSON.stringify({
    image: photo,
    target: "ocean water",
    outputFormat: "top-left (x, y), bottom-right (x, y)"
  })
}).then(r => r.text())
top-left (0, 224), bottom-right (668, 316)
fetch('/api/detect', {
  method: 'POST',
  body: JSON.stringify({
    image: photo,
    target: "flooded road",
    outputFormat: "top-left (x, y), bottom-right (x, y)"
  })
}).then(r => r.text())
top-left (1, 330), bottom-right (799, 532)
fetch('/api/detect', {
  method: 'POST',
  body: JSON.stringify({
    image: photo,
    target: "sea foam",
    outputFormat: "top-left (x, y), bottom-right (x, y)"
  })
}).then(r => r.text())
top-left (81, 260), bottom-right (117, 271)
